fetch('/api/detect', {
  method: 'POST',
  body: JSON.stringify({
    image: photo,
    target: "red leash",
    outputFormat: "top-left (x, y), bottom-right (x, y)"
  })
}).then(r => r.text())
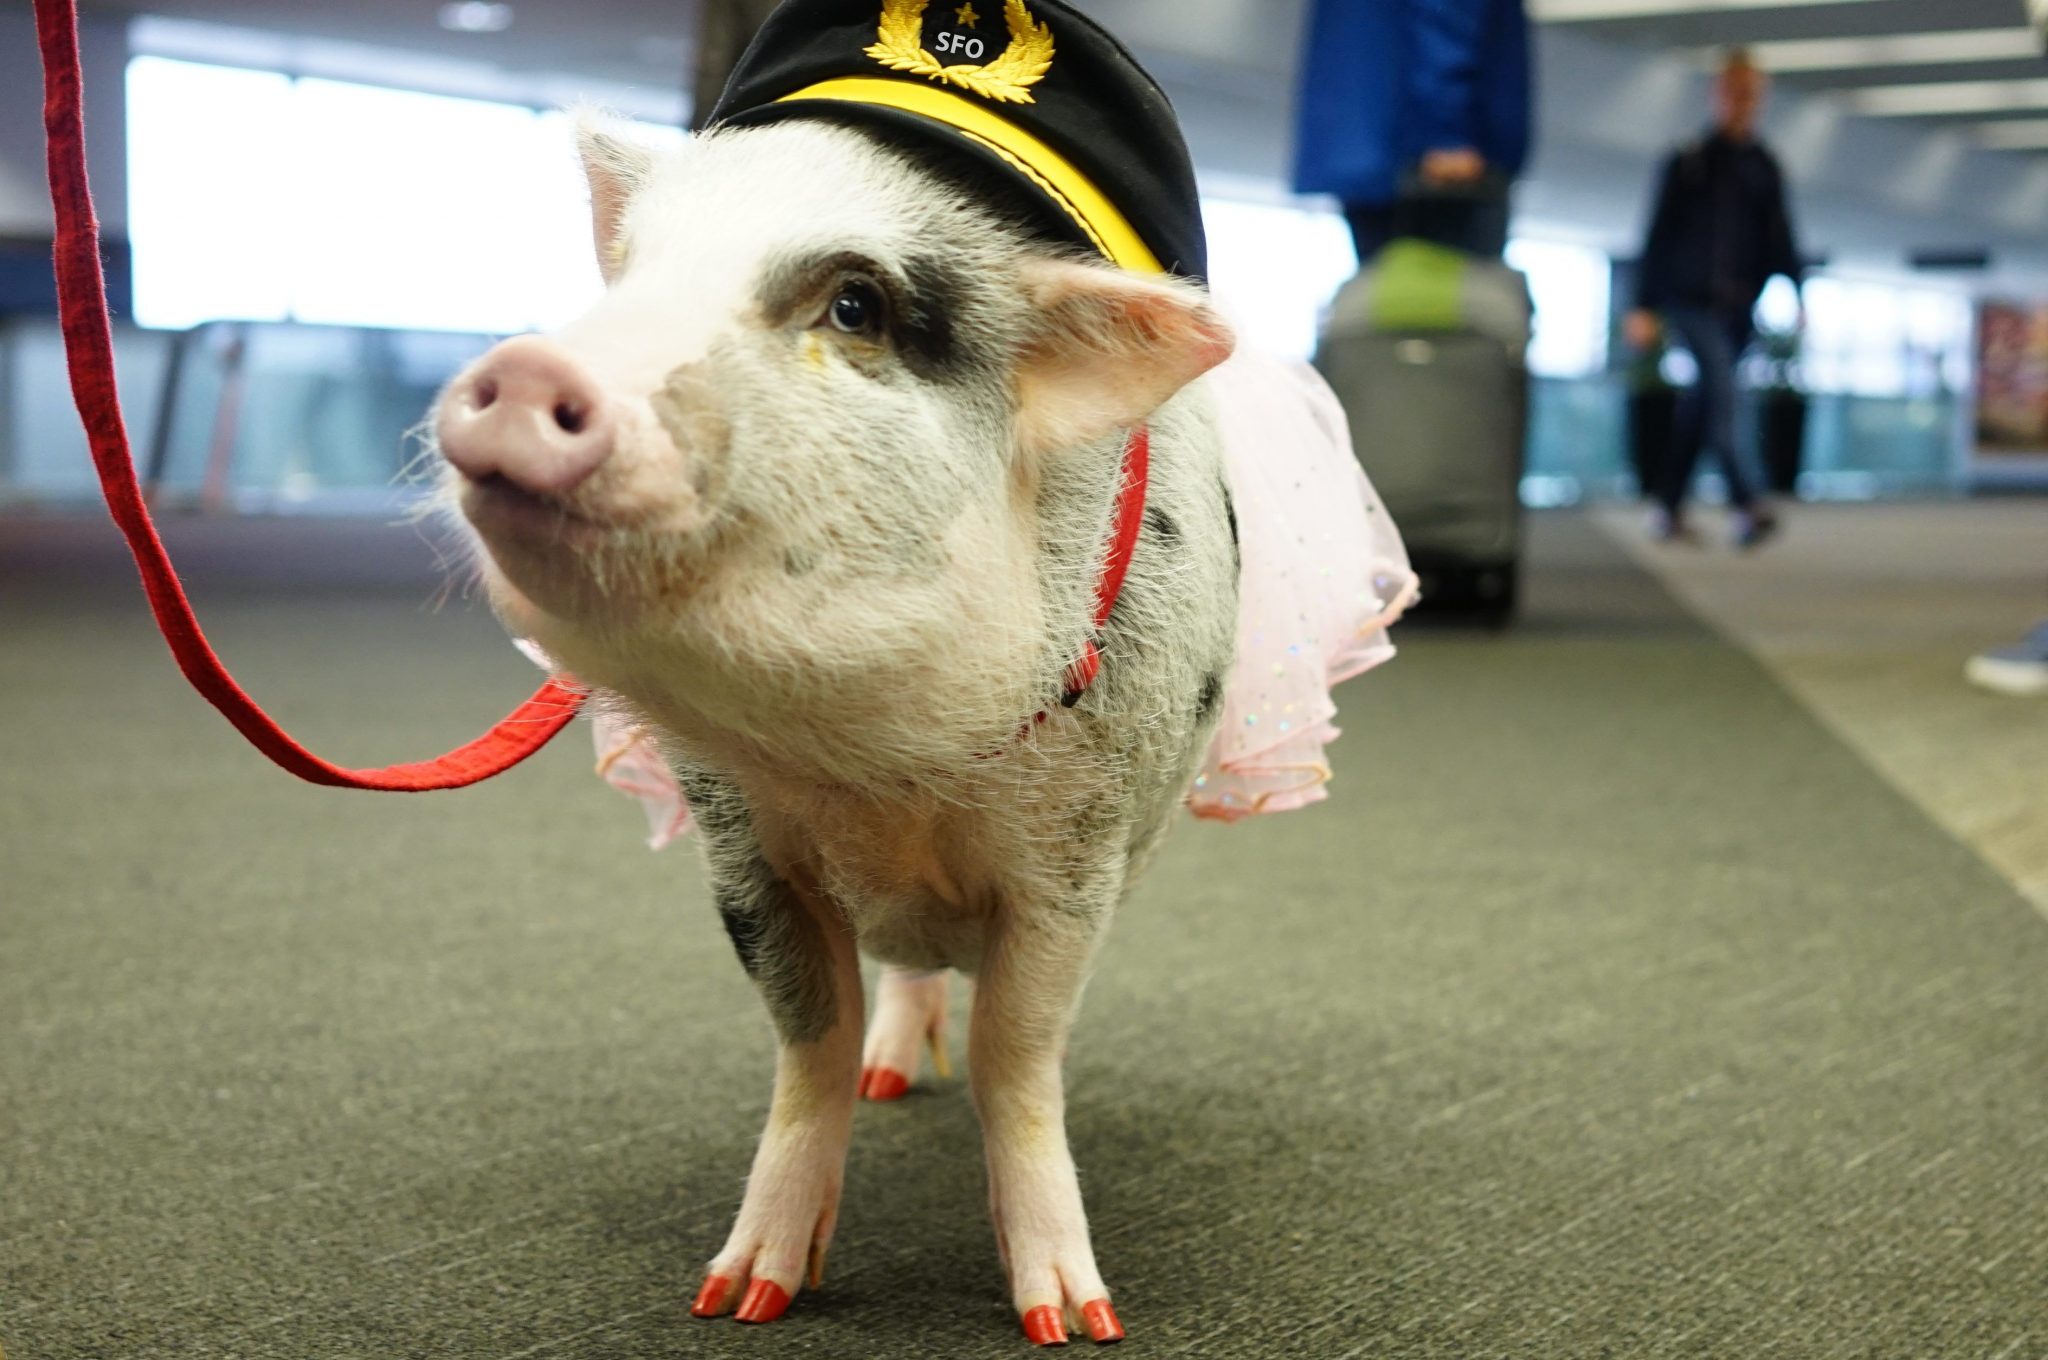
top-left (33, 0), bottom-right (583, 792)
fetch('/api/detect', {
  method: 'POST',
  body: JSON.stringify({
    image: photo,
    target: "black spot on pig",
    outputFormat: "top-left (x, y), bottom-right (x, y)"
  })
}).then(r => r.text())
top-left (1197, 672), bottom-right (1223, 724)
top-left (754, 246), bottom-right (970, 383)
top-left (716, 898), bottom-right (770, 981)
top-left (896, 253), bottom-right (967, 381)
top-left (1144, 507), bottom-right (1178, 544)
top-left (708, 856), bottom-right (839, 1045)
top-left (677, 767), bottom-right (838, 1043)
top-left (679, 769), bottom-right (747, 840)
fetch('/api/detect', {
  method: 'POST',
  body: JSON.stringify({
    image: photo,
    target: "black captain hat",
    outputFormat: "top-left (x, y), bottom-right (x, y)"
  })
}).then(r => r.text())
top-left (707, 0), bottom-right (1208, 284)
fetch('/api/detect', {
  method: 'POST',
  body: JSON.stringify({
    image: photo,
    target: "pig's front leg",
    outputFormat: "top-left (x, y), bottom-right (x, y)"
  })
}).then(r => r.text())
top-left (686, 826), bottom-right (864, 1325)
top-left (972, 901), bottom-right (1127, 1347)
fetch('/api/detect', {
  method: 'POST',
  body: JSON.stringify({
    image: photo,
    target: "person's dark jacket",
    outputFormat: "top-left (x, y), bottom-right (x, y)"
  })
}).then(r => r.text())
top-left (1292, 0), bottom-right (1532, 207)
top-left (1635, 131), bottom-right (1804, 316)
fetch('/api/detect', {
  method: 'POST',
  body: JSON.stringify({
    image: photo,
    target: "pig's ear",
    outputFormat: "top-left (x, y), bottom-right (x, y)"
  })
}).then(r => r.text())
top-left (1014, 259), bottom-right (1236, 455)
top-left (576, 114), bottom-right (657, 282)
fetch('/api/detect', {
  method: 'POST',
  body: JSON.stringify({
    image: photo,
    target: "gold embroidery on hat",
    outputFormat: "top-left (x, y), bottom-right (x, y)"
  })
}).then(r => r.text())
top-left (867, 0), bottom-right (1054, 105)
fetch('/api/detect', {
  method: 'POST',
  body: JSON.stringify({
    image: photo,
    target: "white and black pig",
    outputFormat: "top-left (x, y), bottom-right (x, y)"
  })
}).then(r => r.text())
top-left (430, 3), bottom-right (1412, 1348)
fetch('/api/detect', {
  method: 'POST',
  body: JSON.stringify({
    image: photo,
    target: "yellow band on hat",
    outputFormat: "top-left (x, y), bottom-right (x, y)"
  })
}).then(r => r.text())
top-left (775, 77), bottom-right (1166, 276)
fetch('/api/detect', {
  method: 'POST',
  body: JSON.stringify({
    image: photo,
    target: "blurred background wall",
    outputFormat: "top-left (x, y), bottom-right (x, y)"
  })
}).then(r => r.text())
top-left (2, 0), bottom-right (2046, 509)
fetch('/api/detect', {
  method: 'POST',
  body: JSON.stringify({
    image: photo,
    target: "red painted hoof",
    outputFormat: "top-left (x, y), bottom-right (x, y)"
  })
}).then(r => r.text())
top-left (864, 1067), bottom-right (911, 1102)
top-left (690, 1274), bottom-right (734, 1318)
top-left (1023, 1304), bottom-right (1069, 1346)
top-left (1082, 1300), bottom-right (1125, 1344)
top-left (734, 1278), bottom-right (792, 1324)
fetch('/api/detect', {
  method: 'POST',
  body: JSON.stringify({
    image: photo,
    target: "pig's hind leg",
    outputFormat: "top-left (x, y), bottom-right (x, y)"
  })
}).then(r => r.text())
top-left (972, 900), bottom-right (1128, 1346)
top-left (686, 796), bottom-right (864, 1324)
top-left (860, 966), bottom-right (953, 1102)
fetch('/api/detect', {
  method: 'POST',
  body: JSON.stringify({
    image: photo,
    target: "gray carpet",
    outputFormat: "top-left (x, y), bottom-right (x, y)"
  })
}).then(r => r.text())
top-left (2, 511), bottom-right (2043, 1359)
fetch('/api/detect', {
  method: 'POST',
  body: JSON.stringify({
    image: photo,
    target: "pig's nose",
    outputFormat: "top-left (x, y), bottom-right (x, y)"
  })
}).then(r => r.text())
top-left (438, 336), bottom-right (615, 496)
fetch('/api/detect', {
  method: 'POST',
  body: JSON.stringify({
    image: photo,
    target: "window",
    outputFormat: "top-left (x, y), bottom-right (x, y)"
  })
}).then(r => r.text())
top-left (126, 58), bottom-right (672, 334)
top-left (1504, 238), bottom-right (1610, 380)
top-left (1801, 276), bottom-right (1973, 398)
top-left (126, 59), bottom-right (296, 328)
top-left (1201, 197), bottom-right (1358, 362)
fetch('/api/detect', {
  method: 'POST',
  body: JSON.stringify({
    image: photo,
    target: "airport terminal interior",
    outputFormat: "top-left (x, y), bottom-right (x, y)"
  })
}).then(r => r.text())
top-left (2, 0), bottom-right (2044, 1356)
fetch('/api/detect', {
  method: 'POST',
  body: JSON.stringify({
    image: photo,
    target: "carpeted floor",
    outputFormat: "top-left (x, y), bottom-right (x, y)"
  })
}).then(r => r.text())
top-left (1596, 501), bottom-right (2048, 916)
top-left (2, 510), bottom-right (2042, 1359)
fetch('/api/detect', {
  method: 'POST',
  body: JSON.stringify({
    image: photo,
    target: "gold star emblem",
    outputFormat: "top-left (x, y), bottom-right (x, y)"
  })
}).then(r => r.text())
top-left (955, 3), bottom-right (981, 25)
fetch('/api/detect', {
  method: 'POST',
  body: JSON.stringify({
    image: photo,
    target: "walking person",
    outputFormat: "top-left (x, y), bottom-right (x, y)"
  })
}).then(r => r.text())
top-left (1626, 48), bottom-right (1805, 549)
top-left (1293, 0), bottom-right (1533, 264)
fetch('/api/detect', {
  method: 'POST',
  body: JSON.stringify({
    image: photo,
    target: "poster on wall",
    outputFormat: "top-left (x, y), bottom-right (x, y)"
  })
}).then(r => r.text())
top-left (1976, 302), bottom-right (2048, 457)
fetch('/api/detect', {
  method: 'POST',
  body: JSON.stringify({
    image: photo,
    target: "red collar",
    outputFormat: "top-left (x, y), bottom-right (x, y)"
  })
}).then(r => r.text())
top-left (1059, 424), bottom-right (1150, 708)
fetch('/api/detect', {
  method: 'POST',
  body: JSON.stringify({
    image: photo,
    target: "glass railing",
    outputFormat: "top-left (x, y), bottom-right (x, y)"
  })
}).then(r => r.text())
top-left (0, 316), bottom-right (1975, 511)
top-left (1798, 392), bottom-right (1963, 499)
top-left (0, 317), bottom-right (491, 512)
top-left (1522, 373), bottom-right (1967, 506)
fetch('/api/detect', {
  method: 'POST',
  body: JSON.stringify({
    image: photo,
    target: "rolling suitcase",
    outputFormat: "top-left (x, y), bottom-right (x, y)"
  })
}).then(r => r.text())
top-left (1314, 238), bottom-right (1531, 626)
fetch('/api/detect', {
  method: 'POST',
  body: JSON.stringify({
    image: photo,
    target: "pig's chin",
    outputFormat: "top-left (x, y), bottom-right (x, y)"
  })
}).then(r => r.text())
top-left (458, 491), bottom-right (713, 631)
top-left (464, 516), bottom-right (710, 627)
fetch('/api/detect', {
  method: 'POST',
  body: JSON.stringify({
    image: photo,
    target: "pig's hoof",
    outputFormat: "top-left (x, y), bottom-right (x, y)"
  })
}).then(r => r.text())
top-left (1023, 1305), bottom-right (1068, 1346)
top-left (860, 968), bottom-right (951, 1101)
top-left (1019, 1299), bottom-right (1125, 1346)
top-left (698, 1152), bottom-right (841, 1327)
top-left (1082, 1300), bottom-right (1126, 1344)
top-left (692, 1273), bottom-right (795, 1324)
top-left (858, 1066), bottom-right (912, 1102)
top-left (734, 1279), bottom-right (793, 1324)
top-left (689, 1274), bottom-right (738, 1318)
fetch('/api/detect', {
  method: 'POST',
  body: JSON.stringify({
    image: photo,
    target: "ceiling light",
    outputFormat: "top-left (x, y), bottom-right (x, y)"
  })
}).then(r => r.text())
top-left (1532, 0), bottom-right (1880, 22)
top-left (1741, 29), bottom-right (2043, 74)
top-left (1977, 118), bottom-right (2048, 149)
top-left (438, 2), bottom-right (513, 33)
top-left (1848, 79), bottom-right (2048, 116)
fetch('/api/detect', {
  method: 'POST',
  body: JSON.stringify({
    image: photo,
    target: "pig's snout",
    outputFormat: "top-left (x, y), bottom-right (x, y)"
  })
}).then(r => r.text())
top-left (439, 337), bottom-right (615, 496)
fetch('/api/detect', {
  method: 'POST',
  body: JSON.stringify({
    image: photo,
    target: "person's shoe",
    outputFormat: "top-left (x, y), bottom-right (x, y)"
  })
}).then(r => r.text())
top-left (1650, 507), bottom-right (1703, 546)
top-left (1732, 507), bottom-right (1780, 551)
top-left (1966, 623), bottom-right (2048, 697)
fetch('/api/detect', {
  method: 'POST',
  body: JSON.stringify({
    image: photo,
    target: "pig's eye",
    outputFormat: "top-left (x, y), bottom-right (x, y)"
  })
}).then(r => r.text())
top-left (827, 280), bottom-right (886, 338)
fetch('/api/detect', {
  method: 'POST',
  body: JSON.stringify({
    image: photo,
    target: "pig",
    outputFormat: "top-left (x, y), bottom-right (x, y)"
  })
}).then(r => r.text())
top-left (432, 115), bottom-right (1241, 1346)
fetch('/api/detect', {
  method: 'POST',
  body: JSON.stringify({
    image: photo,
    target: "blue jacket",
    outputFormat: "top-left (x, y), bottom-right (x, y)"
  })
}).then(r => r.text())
top-left (1292, 0), bottom-right (1533, 207)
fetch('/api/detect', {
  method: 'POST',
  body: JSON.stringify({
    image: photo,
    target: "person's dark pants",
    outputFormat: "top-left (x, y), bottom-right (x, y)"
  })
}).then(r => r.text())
top-left (1343, 203), bottom-right (1400, 264)
top-left (1344, 186), bottom-right (1511, 264)
top-left (1659, 306), bottom-right (1763, 516)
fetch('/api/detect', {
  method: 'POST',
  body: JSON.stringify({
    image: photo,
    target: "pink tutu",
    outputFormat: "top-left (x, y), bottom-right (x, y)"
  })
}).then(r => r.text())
top-left (590, 712), bottom-right (696, 849)
top-left (548, 351), bottom-right (1414, 847)
top-left (1188, 350), bottom-right (1417, 821)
